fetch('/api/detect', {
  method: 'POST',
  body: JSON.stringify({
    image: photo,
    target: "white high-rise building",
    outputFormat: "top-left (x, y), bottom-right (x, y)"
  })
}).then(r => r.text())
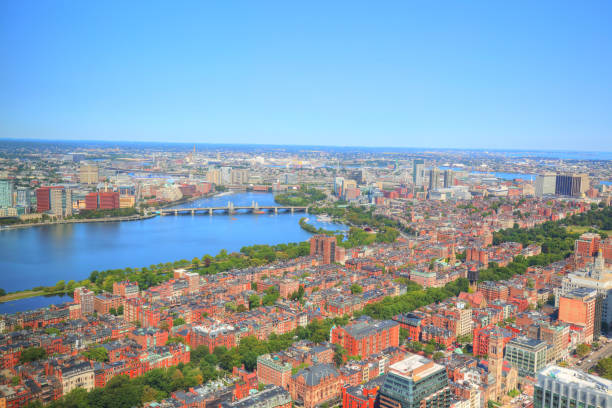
top-left (535, 172), bottom-right (557, 197)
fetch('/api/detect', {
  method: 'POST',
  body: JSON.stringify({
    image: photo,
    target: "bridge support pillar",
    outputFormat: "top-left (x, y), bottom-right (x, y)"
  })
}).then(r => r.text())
top-left (291, 207), bottom-right (294, 214)
top-left (174, 210), bottom-right (178, 216)
top-left (305, 207), bottom-right (308, 214)
top-left (274, 207), bottom-right (278, 215)
top-left (191, 209), bottom-right (195, 215)
top-left (209, 208), bottom-right (213, 216)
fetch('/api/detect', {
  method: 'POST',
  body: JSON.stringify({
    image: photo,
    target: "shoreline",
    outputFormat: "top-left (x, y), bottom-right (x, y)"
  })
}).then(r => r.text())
top-left (0, 190), bottom-right (232, 231)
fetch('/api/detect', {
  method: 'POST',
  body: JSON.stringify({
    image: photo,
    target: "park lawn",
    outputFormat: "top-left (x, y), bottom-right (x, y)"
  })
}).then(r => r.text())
top-left (566, 225), bottom-right (612, 235)
top-left (0, 290), bottom-right (46, 303)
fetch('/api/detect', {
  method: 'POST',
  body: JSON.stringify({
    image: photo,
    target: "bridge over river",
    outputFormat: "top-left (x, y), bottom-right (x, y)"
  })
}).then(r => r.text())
top-left (157, 201), bottom-right (308, 216)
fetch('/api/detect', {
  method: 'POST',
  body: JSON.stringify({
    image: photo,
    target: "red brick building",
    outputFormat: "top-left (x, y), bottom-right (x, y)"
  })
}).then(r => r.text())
top-left (289, 363), bottom-right (342, 408)
top-left (331, 317), bottom-right (399, 358)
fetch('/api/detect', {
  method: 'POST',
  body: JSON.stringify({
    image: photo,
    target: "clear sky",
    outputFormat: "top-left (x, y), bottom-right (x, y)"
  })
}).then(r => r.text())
top-left (1, 1), bottom-right (611, 151)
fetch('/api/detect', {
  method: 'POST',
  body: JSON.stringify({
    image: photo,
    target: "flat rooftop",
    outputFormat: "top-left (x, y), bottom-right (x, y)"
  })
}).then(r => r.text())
top-left (389, 353), bottom-right (444, 380)
top-left (539, 366), bottom-right (612, 395)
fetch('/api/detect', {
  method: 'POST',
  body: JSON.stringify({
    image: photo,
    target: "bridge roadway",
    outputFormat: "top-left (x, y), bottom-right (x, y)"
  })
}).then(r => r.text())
top-left (158, 204), bottom-right (308, 216)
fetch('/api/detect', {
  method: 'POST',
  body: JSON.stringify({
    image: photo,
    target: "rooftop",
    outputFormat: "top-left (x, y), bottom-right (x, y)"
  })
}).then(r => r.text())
top-left (538, 365), bottom-right (612, 395)
top-left (389, 353), bottom-right (444, 381)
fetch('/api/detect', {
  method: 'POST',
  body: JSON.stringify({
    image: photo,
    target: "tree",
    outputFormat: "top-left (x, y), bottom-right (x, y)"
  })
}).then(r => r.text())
top-left (173, 317), bottom-right (186, 326)
top-left (0, 288), bottom-right (6, 297)
top-left (350, 284), bottom-right (363, 294)
top-left (19, 347), bottom-right (46, 363)
top-left (83, 346), bottom-right (109, 362)
top-left (433, 352), bottom-right (445, 361)
top-left (576, 343), bottom-right (591, 358)
top-left (249, 294), bottom-right (261, 309)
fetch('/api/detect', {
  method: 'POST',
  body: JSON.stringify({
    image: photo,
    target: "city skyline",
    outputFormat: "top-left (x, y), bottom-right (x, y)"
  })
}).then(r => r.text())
top-left (2, 1), bottom-right (612, 150)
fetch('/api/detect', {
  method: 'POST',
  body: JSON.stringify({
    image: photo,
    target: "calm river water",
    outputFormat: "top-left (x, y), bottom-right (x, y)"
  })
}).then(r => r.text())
top-left (0, 192), bottom-right (344, 313)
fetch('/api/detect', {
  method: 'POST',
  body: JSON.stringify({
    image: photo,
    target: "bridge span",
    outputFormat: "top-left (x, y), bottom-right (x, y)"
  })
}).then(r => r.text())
top-left (157, 201), bottom-right (308, 216)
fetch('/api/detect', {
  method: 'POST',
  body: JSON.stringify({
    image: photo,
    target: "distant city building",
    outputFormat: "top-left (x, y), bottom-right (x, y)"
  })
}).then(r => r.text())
top-left (379, 354), bottom-right (451, 408)
top-left (0, 179), bottom-right (14, 208)
top-left (429, 168), bottom-right (441, 191)
top-left (443, 169), bottom-right (455, 188)
top-left (231, 169), bottom-right (249, 185)
top-left (555, 173), bottom-right (589, 197)
top-left (207, 168), bottom-right (221, 185)
top-left (413, 159), bottom-right (425, 186)
top-left (220, 166), bottom-right (232, 185)
top-left (535, 172), bottom-right (557, 197)
top-left (16, 186), bottom-right (33, 210)
top-left (534, 365), bottom-right (612, 408)
top-left (79, 164), bottom-right (99, 185)
top-left (36, 186), bottom-right (72, 216)
top-left (85, 191), bottom-right (120, 210)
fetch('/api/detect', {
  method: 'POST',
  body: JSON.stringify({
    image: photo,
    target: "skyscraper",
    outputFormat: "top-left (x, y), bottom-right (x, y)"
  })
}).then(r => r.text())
top-left (443, 169), bottom-right (455, 188)
top-left (379, 354), bottom-right (451, 408)
top-left (413, 159), bottom-right (425, 186)
top-left (429, 168), bottom-right (441, 191)
top-left (535, 173), bottom-right (556, 197)
top-left (0, 179), bottom-right (14, 208)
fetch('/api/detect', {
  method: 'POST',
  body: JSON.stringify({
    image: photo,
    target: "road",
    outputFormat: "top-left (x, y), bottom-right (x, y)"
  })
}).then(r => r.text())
top-left (575, 341), bottom-right (612, 371)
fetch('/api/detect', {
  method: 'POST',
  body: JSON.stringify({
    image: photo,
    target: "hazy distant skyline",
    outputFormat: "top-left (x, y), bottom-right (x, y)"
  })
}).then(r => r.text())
top-left (1, 1), bottom-right (611, 151)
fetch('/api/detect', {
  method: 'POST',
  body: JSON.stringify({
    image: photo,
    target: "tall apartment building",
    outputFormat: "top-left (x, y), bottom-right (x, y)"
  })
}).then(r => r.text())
top-left (556, 253), bottom-right (612, 328)
top-left (257, 354), bottom-right (292, 390)
top-left (413, 159), bottom-right (425, 186)
top-left (331, 316), bottom-right (399, 358)
top-left (429, 168), bottom-right (441, 191)
top-left (555, 173), bottom-right (589, 197)
top-left (535, 173), bottom-right (556, 197)
top-left (207, 168), bottom-right (221, 185)
top-left (379, 354), bottom-right (451, 408)
top-left (36, 186), bottom-right (72, 216)
top-left (16, 187), bottom-right (32, 210)
top-left (79, 164), bottom-right (99, 185)
top-left (74, 287), bottom-right (95, 315)
top-left (0, 179), bottom-right (14, 208)
top-left (504, 336), bottom-right (549, 378)
top-left (310, 234), bottom-right (345, 265)
top-left (231, 169), bottom-right (249, 185)
top-left (558, 288), bottom-right (600, 343)
top-left (534, 366), bottom-right (612, 408)
top-left (443, 169), bottom-right (455, 188)
top-left (220, 167), bottom-right (232, 185)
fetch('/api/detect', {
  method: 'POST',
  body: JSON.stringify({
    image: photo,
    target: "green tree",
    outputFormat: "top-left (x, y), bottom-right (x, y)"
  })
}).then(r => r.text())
top-left (19, 347), bottom-right (47, 363)
top-left (576, 343), bottom-right (591, 358)
top-left (249, 294), bottom-right (261, 309)
top-left (350, 284), bottom-right (363, 294)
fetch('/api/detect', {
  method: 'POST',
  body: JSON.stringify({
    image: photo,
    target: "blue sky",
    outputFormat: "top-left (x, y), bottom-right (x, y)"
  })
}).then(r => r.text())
top-left (1, 1), bottom-right (611, 150)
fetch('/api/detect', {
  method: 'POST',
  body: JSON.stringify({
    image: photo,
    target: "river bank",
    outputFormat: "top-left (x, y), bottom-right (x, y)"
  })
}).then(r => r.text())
top-left (0, 213), bottom-right (157, 231)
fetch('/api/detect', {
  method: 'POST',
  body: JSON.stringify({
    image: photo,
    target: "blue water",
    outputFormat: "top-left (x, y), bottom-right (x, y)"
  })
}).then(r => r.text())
top-left (0, 295), bottom-right (72, 315)
top-left (0, 192), bottom-right (346, 298)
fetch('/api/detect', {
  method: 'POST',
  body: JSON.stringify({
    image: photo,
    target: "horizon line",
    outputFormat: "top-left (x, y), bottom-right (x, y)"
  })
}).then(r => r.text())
top-left (1, 137), bottom-right (611, 156)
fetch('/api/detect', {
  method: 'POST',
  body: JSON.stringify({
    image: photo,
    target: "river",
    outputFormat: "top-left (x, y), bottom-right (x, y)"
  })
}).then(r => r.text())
top-left (0, 192), bottom-right (346, 314)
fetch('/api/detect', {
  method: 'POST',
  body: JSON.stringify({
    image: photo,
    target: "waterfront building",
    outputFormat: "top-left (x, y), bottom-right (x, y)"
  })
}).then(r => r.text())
top-left (379, 354), bottom-right (451, 408)
top-left (16, 186), bottom-right (32, 210)
top-left (504, 336), bottom-right (548, 378)
top-left (207, 168), bottom-right (221, 185)
top-left (36, 186), bottom-right (72, 216)
top-left (74, 287), bottom-right (95, 315)
top-left (534, 365), bottom-right (612, 408)
top-left (0, 179), bottom-right (14, 208)
top-left (331, 316), bottom-right (400, 358)
top-left (79, 164), bottom-right (99, 185)
top-left (85, 191), bottom-right (120, 210)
